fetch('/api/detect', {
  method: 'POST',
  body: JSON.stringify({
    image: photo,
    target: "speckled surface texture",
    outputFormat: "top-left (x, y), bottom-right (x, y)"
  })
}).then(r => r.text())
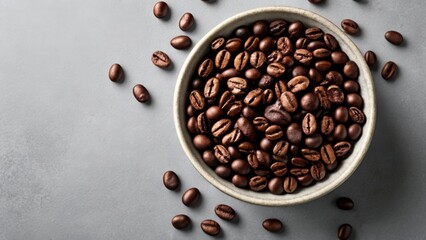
top-left (1, 0), bottom-right (425, 239)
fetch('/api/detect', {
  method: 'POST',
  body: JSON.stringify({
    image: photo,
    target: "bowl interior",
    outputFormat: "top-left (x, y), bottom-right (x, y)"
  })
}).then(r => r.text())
top-left (174, 7), bottom-right (376, 206)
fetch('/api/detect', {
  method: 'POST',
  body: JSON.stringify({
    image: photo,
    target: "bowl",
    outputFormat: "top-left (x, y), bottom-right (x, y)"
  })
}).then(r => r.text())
top-left (174, 7), bottom-right (376, 206)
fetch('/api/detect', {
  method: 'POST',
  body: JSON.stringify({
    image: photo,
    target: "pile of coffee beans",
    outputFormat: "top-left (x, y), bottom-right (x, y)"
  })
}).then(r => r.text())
top-left (186, 19), bottom-right (367, 194)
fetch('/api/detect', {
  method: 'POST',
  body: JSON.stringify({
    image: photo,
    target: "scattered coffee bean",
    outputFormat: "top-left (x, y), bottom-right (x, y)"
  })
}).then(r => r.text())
top-left (108, 63), bottom-right (123, 82)
top-left (336, 197), bottom-right (354, 210)
top-left (341, 19), bottom-right (359, 35)
top-left (170, 35), bottom-right (192, 50)
top-left (215, 204), bottom-right (236, 221)
top-left (364, 50), bottom-right (377, 67)
top-left (182, 187), bottom-right (200, 206)
top-left (338, 224), bottom-right (352, 240)
top-left (201, 219), bottom-right (221, 236)
top-left (171, 214), bottom-right (191, 229)
top-left (262, 218), bottom-right (283, 232)
top-left (133, 84), bottom-right (150, 103)
top-left (179, 12), bottom-right (194, 31)
top-left (163, 170), bottom-right (180, 190)
top-left (381, 61), bottom-right (397, 80)
top-left (151, 50), bottom-right (171, 68)
top-left (153, 1), bottom-right (168, 19)
top-left (308, 0), bottom-right (324, 4)
top-left (385, 30), bottom-right (404, 45)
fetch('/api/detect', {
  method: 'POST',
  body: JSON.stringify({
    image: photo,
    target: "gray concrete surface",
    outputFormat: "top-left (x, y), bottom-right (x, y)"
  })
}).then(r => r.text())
top-left (1, 0), bottom-right (425, 239)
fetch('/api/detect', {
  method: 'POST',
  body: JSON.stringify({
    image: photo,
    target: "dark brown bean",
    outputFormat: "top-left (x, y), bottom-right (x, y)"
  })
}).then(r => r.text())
top-left (214, 145), bottom-right (231, 164)
top-left (302, 113), bottom-right (317, 135)
top-left (215, 204), bottom-right (236, 221)
top-left (315, 86), bottom-right (331, 109)
top-left (321, 115), bottom-right (335, 135)
top-left (227, 77), bottom-right (248, 95)
top-left (250, 51), bottom-right (266, 68)
top-left (343, 80), bottom-right (360, 93)
top-left (133, 84), bottom-right (150, 103)
top-left (201, 219), bottom-right (221, 236)
top-left (277, 36), bottom-right (294, 55)
top-left (324, 33), bottom-right (339, 50)
top-left (211, 119), bottom-right (232, 138)
top-left (331, 51), bottom-right (349, 65)
top-left (215, 49), bottom-right (231, 69)
top-left (270, 162), bottom-right (288, 176)
top-left (288, 76), bottom-right (310, 93)
top-left (338, 224), bottom-right (352, 240)
top-left (269, 19), bottom-right (287, 37)
top-left (198, 59), bottom-right (213, 77)
top-left (259, 36), bottom-right (276, 53)
top-left (189, 90), bottom-right (205, 110)
top-left (182, 187), bottom-right (200, 206)
top-left (232, 175), bottom-right (248, 188)
top-left (268, 177), bottom-right (284, 195)
top-left (364, 50), bottom-right (377, 66)
top-left (226, 38), bottom-right (242, 52)
top-left (253, 116), bottom-right (269, 132)
top-left (385, 30), bottom-right (404, 45)
top-left (343, 61), bottom-right (359, 79)
top-left (249, 176), bottom-right (267, 191)
top-left (336, 197), bottom-right (354, 210)
top-left (301, 148), bottom-right (321, 161)
top-left (211, 37), bottom-right (225, 51)
top-left (193, 134), bottom-right (211, 150)
top-left (283, 176), bottom-right (298, 193)
top-left (381, 61), bottom-right (398, 80)
top-left (294, 49), bottom-right (313, 65)
top-left (263, 218), bottom-right (283, 232)
top-left (349, 106), bottom-right (366, 124)
top-left (253, 20), bottom-right (269, 37)
top-left (310, 161), bottom-right (326, 181)
top-left (170, 35), bottom-right (192, 50)
top-left (231, 159), bottom-right (250, 175)
top-left (301, 93), bottom-right (319, 112)
top-left (321, 144), bottom-right (336, 165)
top-left (288, 21), bottom-right (305, 39)
top-left (244, 36), bottom-right (260, 51)
top-left (108, 63), bottom-right (123, 82)
top-left (280, 91), bottom-right (298, 112)
top-left (234, 51), bottom-right (250, 71)
top-left (305, 27), bottom-right (324, 40)
top-left (237, 117), bottom-right (256, 141)
top-left (163, 171), bottom-right (180, 190)
top-left (265, 125), bottom-right (284, 140)
top-left (327, 85), bottom-right (345, 103)
top-left (348, 123), bottom-right (362, 140)
top-left (334, 141), bottom-right (352, 158)
top-left (179, 12), bottom-right (194, 31)
top-left (153, 1), bottom-right (168, 18)
top-left (267, 62), bottom-right (286, 78)
top-left (244, 88), bottom-right (263, 107)
top-left (341, 19), bottom-right (359, 35)
top-left (151, 51), bottom-right (170, 68)
top-left (172, 214), bottom-right (191, 229)
top-left (308, 0), bottom-right (324, 4)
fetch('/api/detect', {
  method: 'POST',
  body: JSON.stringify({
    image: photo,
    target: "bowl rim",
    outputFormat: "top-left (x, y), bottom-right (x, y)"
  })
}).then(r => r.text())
top-left (174, 6), bottom-right (376, 206)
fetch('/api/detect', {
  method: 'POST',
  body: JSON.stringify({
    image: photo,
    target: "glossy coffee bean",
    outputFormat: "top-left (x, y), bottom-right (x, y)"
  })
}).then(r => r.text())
top-left (343, 61), bottom-right (359, 79)
top-left (231, 159), bottom-right (250, 175)
top-left (163, 171), bottom-right (180, 190)
top-left (253, 20), bottom-right (269, 37)
top-left (133, 84), bottom-right (150, 103)
top-left (202, 150), bottom-right (218, 167)
top-left (108, 63), bottom-right (123, 82)
top-left (336, 197), bottom-right (354, 210)
top-left (263, 218), bottom-right (283, 232)
top-left (349, 107), bottom-right (366, 124)
top-left (305, 133), bottom-right (323, 148)
top-left (280, 91), bottom-right (298, 113)
top-left (193, 134), bottom-right (211, 150)
top-left (249, 176), bottom-right (267, 191)
top-left (245, 68), bottom-right (261, 81)
top-left (321, 144), bottom-right (336, 165)
top-left (341, 19), bottom-right (359, 35)
top-left (179, 12), bottom-right (194, 31)
top-left (172, 214), bottom-right (191, 229)
top-left (348, 123), bottom-right (362, 140)
top-left (334, 141), bottom-right (352, 158)
top-left (182, 187), bottom-right (200, 206)
top-left (170, 35), bottom-right (192, 49)
top-left (334, 106), bottom-right (349, 123)
top-left (331, 51), bottom-right (349, 65)
top-left (301, 148), bottom-right (321, 161)
top-left (215, 204), bottom-right (236, 221)
top-left (305, 27), bottom-right (323, 40)
top-left (288, 21), bottom-right (304, 39)
top-left (259, 36), bottom-right (276, 53)
top-left (338, 224), bottom-right (352, 240)
top-left (333, 124), bottom-right (348, 141)
top-left (153, 1), bottom-right (168, 18)
top-left (346, 93), bottom-right (363, 108)
top-left (385, 30), bottom-right (404, 45)
top-left (294, 49), bottom-right (313, 65)
top-left (324, 33), bottom-right (338, 50)
top-left (198, 59), bottom-right (213, 77)
top-left (267, 177), bottom-right (284, 195)
top-left (343, 80), bottom-right (360, 93)
top-left (300, 93), bottom-right (319, 112)
top-left (364, 50), bottom-right (377, 66)
top-left (206, 106), bottom-right (223, 121)
top-left (284, 176), bottom-right (298, 193)
top-left (151, 50), bottom-right (171, 68)
top-left (201, 219), bottom-right (221, 236)
top-left (288, 76), bottom-right (310, 93)
top-left (381, 61), bottom-right (397, 80)
top-left (232, 174), bottom-right (248, 188)
top-left (302, 113), bottom-right (317, 135)
top-left (269, 20), bottom-right (287, 37)
top-left (286, 123), bottom-right (303, 144)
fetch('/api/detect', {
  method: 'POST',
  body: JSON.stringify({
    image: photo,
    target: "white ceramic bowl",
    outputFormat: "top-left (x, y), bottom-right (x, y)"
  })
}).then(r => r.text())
top-left (174, 7), bottom-right (376, 206)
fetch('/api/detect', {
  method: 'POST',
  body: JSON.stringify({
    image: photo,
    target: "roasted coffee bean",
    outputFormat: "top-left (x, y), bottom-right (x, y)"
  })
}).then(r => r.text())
top-left (280, 91), bottom-right (298, 112)
top-left (231, 159), bottom-right (250, 175)
top-left (221, 68), bottom-right (240, 80)
top-left (253, 116), bottom-right (269, 131)
top-left (385, 30), bottom-right (404, 45)
top-left (338, 224), bottom-right (352, 240)
top-left (256, 150), bottom-right (271, 167)
top-left (308, 0), bottom-right (324, 4)
top-left (277, 37), bottom-right (293, 55)
top-left (250, 51), bottom-right (266, 68)
top-left (381, 61), bottom-right (397, 80)
top-left (305, 133), bottom-right (323, 148)
top-left (151, 51), bottom-right (171, 68)
top-left (215, 49), bottom-right (231, 69)
top-left (334, 124), bottom-right (348, 141)
top-left (228, 146), bottom-right (241, 159)
top-left (206, 106), bottom-right (223, 121)
top-left (215, 165), bottom-right (232, 178)
top-left (321, 144), bottom-right (336, 165)
top-left (327, 85), bottom-right (345, 103)
top-left (227, 100), bottom-right (243, 117)
top-left (315, 86), bottom-right (331, 109)
top-left (189, 90), bottom-right (205, 110)
top-left (237, 117), bottom-right (256, 141)
top-left (203, 77), bottom-right (220, 99)
top-left (313, 48), bottom-right (331, 58)
top-left (305, 27), bottom-right (323, 40)
top-left (270, 162), bottom-right (287, 176)
top-left (222, 129), bottom-right (242, 146)
top-left (201, 219), bottom-right (221, 236)
top-left (346, 93), bottom-right (363, 108)
top-left (324, 71), bottom-right (343, 86)
top-left (258, 74), bottom-right (275, 89)
top-left (264, 101), bottom-right (292, 125)
top-left (291, 157), bottom-right (309, 168)
top-left (298, 173), bottom-right (314, 186)
top-left (249, 176), bottom-right (267, 191)
top-left (287, 123), bottom-right (303, 144)
top-left (232, 174), bottom-right (248, 188)
top-left (187, 105), bottom-right (196, 117)
top-left (182, 187), bottom-right (200, 206)
top-left (292, 65), bottom-right (309, 77)
top-left (234, 51), bottom-right (250, 71)
top-left (218, 90), bottom-right (235, 110)
top-left (326, 160), bottom-right (338, 171)
top-left (227, 77), bottom-right (248, 95)
top-left (268, 177), bottom-right (284, 195)
top-left (214, 145), bottom-right (231, 164)
top-left (294, 49), bottom-right (313, 65)
top-left (269, 19), bottom-right (287, 36)
top-left (179, 12), bottom-right (194, 31)
top-left (262, 89), bottom-right (274, 104)
top-left (153, 1), bottom-right (168, 18)
top-left (301, 148), bottom-right (321, 161)
top-left (244, 36), bottom-right (260, 51)
top-left (343, 80), bottom-right (360, 93)
top-left (234, 26), bottom-right (251, 40)
top-left (267, 50), bottom-right (284, 64)
top-left (343, 61), bottom-right (359, 79)
top-left (349, 106), bottom-right (366, 124)
top-left (245, 68), bottom-right (261, 81)
top-left (314, 61), bottom-right (332, 72)
top-left (187, 117), bottom-right (199, 134)
top-left (265, 125), bottom-right (283, 140)
top-left (215, 204), bottom-right (236, 221)
top-left (364, 50), bottom-right (377, 66)
top-left (321, 116), bottom-right (335, 135)
top-left (288, 20), bottom-right (304, 39)
top-left (302, 113), bottom-right (317, 135)
top-left (202, 150), bottom-right (218, 167)
top-left (239, 141), bottom-right (255, 153)
top-left (198, 59), bottom-right (213, 77)
top-left (244, 88), bottom-right (263, 107)
top-left (170, 35), bottom-right (192, 50)
top-left (336, 197), bottom-right (354, 210)
top-left (295, 37), bottom-right (309, 49)
top-left (211, 37), bottom-right (225, 51)
top-left (260, 138), bottom-right (274, 151)
top-left (348, 123), bottom-right (362, 140)
top-left (211, 119), bottom-right (232, 137)
top-left (334, 106), bottom-right (349, 123)
top-left (288, 76), bottom-right (310, 93)
top-left (253, 20), bottom-right (269, 37)
top-left (307, 41), bottom-right (327, 51)
top-left (172, 214), bottom-right (191, 229)
top-left (267, 62), bottom-right (286, 78)
top-left (259, 36), bottom-right (276, 53)
top-left (226, 38), bottom-right (242, 52)
top-left (331, 51), bottom-right (349, 65)
top-left (301, 93), bottom-right (319, 112)
top-left (192, 78), bottom-right (203, 90)
top-left (108, 63), bottom-right (123, 82)
top-left (272, 140), bottom-right (289, 160)
top-left (163, 171), bottom-right (180, 190)
top-left (284, 176), bottom-right (298, 193)
top-left (263, 218), bottom-right (283, 232)
top-left (324, 33), bottom-right (338, 50)
top-left (133, 84), bottom-right (150, 103)
top-left (334, 141), bottom-right (352, 158)
top-left (290, 144), bottom-right (300, 156)
top-left (341, 19), bottom-right (359, 35)
top-left (274, 80), bottom-right (288, 98)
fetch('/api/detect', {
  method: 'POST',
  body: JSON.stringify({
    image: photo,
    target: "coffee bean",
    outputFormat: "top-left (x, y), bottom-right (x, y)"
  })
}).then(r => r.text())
top-left (187, 117), bottom-right (199, 134)
top-left (269, 19), bottom-right (287, 37)
top-left (288, 76), bottom-right (310, 93)
top-left (334, 124), bottom-right (348, 141)
top-left (334, 141), bottom-right (352, 158)
top-left (249, 176), bottom-right (267, 191)
top-left (213, 145), bottom-right (231, 164)
top-left (265, 125), bottom-right (283, 140)
top-left (259, 36), bottom-right (276, 53)
top-left (291, 157), bottom-right (309, 168)
top-left (327, 85), bottom-right (345, 103)
top-left (203, 77), bottom-right (220, 100)
top-left (237, 117), bottom-right (256, 141)
top-left (272, 140), bottom-right (289, 161)
top-left (215, 49), bottom-right (231, 69)
top-left (265, 101), bottom-right (292, 126)
top-left (153, 1), bottom-right (168, 18)
top-left (250, 51), bottom-right (266, 68)
top-left (288, 21), bottom-right (304, 39)
top-left (205, 106), bottom-right (223, 121)
top-left (334, 106), bottom-right (349, 123)
top-left (201, 219), bottom-right (221, 236)
top-left (292, 65), bottom-right (309, 77)
top-left (170, 35), bottom-right (192, 50)
top-left (302, 113), bottom-right (317, 135)
top-left (310, 161), bottom-right (326, 181)
top-left (192, 78), bottom-right (203, 90)
top-left (263, 218), bottom-right (283, 232)
top-left (211, 119), bottom-right (232, 138)
top-left (321, 144), bottom-right (336, 165)
top-left (262, 89), bottom-right (274, 105)
top-left (151, 50), bottom-right (171, 68)
top-left (252, 116), bottom-right (268, 132)
top-left (133, 84), bottom-right (150, 103)
top-left (336, 197), bottom-right (354, 210)
top-left (294, 49), bottom-right (313, 65)
top-left (202, 150), bottom-right (218, 167)
top-left (172, 214), bottom-right (191, 229)
top-left (343, 80), bottom-right (360, 93)
top-left (305, 133), bottom-right (323, 148)
top-left (324, 71), bottom-right (343, 86)
top-left (321, 115), bottom-right (335, 135)
top-left (341, 19), bottom-right (359, 35)
top-left (215, 204), bottom-right (236, 221)
top-left (222, 129), bottom-right (242, 146)
top-left (182, 187), bottom-right (200, 206)
top-left (381, 61), bottom-right (397, 80)
top-left (307, 40), bottom-right (327, 51)
top-left (301, 148), bottom-right (321, 161)
top-left (385, 30), bottom-right (404, 45)
top-left (231, 159), bottom-right (250, 175)
top-left (308, 0), bottom-right (324, 4)
top-left (305, 27), bottom-right (324, 40)
top-left (323, 33), bottom-right (338, 50)
top-left (349, 106), bottom-right (366, 124)
top-left (346, 93), bottom-right (363, 108)
top-left (348, 123), bottom-right (362, 140)
top-left (309, 69), bottom-right (324, 84)
top-left (227, 77), bottom-right (248, 95)
top-left (343, 61), bottom-right (359, 79)
top-left (253, 20), bottom-right (269, 37)
top-left (189, 90), bottom-right (205, 110)
top-left (267, 63), bottom-right (286, 78)
top-left (268, 177), bottom-right (284, 195)
top-left (234, 26), bottom-right (251, 40)
top-left (179, 12), bottom-right (194, 31)
top-left (280, 91), bottom-right (298, 112)
top-left (301, 93), bottom-right (319, 112)
top-left (331, 51), bottom-right (349, 65)
top-left (244, 36), bottom-right (260, 51)
top-left (244, 88), bottom-right (263, 107)
top-left (286, 123), bottom-right (302, 144)
top-left (274, 80), bottom-right (287, 98)
top-left (232, 175), bottom-right (248, 188)
top-left (234, 51), bottom-right (250, 71)
top-left (108, 63), bottom-right (123, 82)
top-left (193, 134), bottom-right (211, 150)
top-left (338, 224), bottom-right (352, 240)
top-left (258, 74), bottom-right (275, 89)
top-left (226, 38), bottom-right (242, 52)
top-left (163, 170), bottom-right (180, 191)
top-left (198, 59), bottom-right (214, 77)
top-left (245, 68), bottom-right (261, 81)
top-left (215, 165), bottom-right (232, 179)
top-left (315, 86), bottom-right (331, 109)
top-left (364, 50), bottom-right (377, 66)
top-left (270, 162), bottom-right (287, 176)
top-left (284, 176), bottom-right (298, 193)
top-left (239, 141), bottom-right (255, 154)
top-left (211, 37), bottom-right (225, 51)
top-left (298, 173), bottom-right (314, 186)
top-left (277, 37), bottom-right (294, 55)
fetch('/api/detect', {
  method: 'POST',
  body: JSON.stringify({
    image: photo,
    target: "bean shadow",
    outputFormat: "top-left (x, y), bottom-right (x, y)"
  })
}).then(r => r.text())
top-left (353, 0), bottom-right (368, 4)
top-left (202, 0), bottom-right (218, 4)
